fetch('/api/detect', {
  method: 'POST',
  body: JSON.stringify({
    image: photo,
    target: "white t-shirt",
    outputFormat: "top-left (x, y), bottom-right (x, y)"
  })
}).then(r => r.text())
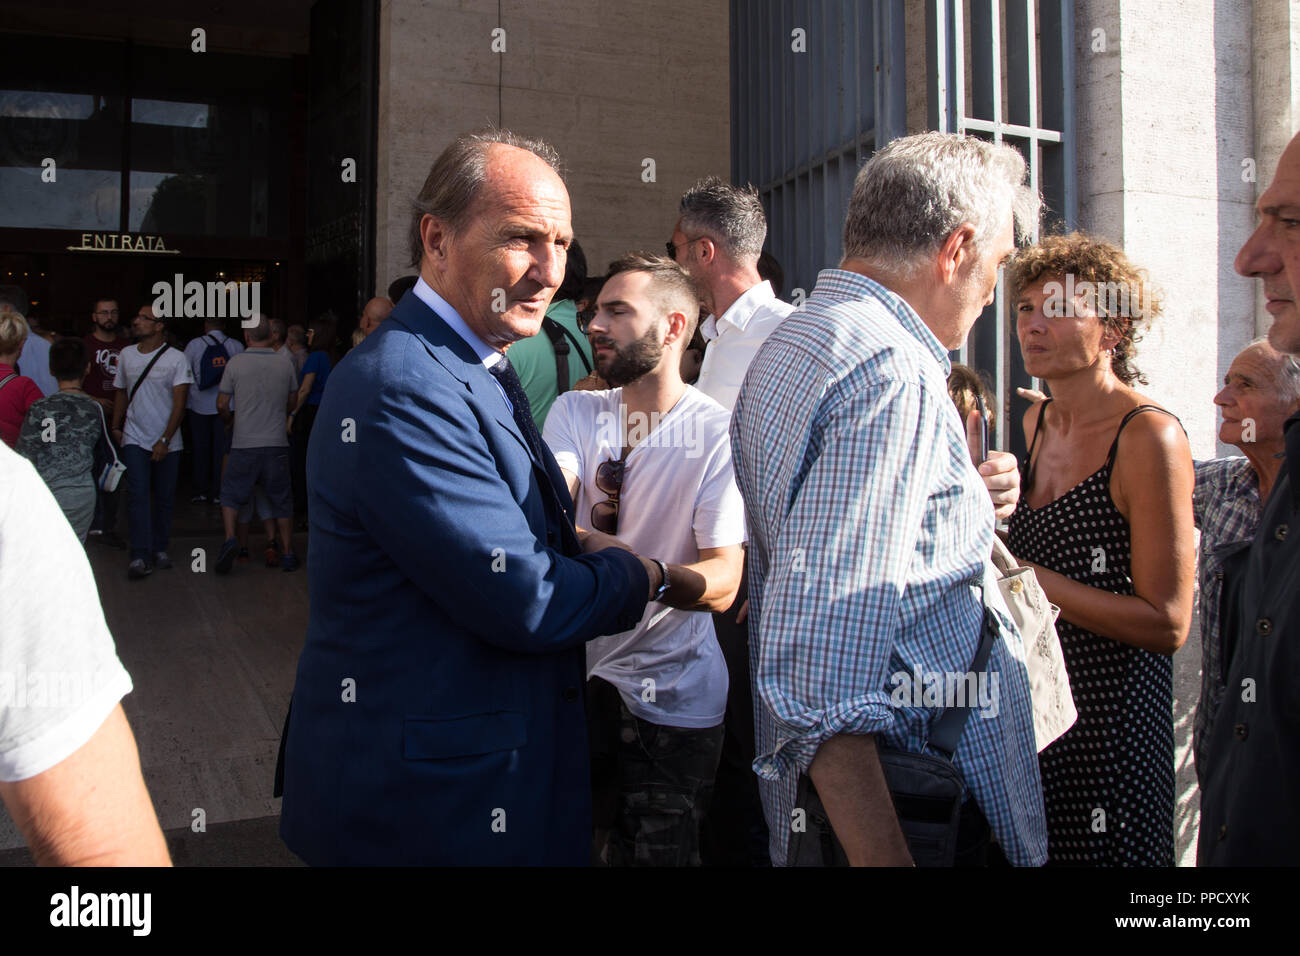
top-left (0, 443), bottom-right (133, 782)
top-left (184, 331), bottom-right (244, 415)
top-left (113, 343), bottom-right (194, 451)
top-left (543, 386), bottom-right (745, 728)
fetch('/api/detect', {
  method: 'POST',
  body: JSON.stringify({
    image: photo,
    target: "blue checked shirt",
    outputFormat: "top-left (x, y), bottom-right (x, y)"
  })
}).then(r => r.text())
top-left (1191, 457), bottom-right (1262, 778)
top-left (731, 269), bottom-right (1048, 866)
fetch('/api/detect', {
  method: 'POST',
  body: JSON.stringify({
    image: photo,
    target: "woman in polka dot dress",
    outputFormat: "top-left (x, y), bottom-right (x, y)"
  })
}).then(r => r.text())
top-left (1006, 235), bottom-right (1196, 865)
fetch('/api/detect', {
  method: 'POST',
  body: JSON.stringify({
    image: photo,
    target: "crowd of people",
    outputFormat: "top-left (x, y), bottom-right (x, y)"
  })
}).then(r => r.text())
top-left (0, 287), bottom-right (388, 576)
top-left (2, 124), bottom-right (1298, 867)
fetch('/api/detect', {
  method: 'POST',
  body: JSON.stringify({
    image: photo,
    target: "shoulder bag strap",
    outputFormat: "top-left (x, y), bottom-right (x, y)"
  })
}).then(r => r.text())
top-left (0, 372), bottom-right (16, 391)
top-left (925, 587), bottom-right (999, 760)
top-left (126, 343), bottom-right (170, 411)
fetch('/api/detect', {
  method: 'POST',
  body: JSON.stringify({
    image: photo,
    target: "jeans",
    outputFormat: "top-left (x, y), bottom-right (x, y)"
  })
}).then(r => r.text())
top-left (122, 444), bottom-right (181, 562)
top-left (189, 411), bottom-right (225, 498)
top-left (587, 676), bottom-right (725, 866)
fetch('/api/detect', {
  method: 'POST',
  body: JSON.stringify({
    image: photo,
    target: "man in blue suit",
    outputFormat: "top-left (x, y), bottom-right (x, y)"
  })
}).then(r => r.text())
top-left (278, 130), bottom-right (667, 865)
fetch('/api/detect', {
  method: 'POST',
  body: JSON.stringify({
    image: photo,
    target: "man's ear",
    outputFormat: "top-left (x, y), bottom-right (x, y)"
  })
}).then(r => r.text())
top-left (420, 214), bottom-right (451, 264)
top-left (664, 309), bottom-right (690, 348)
top-left (696, 237), bottom-right (718, 268)
top-left (935, 224), bottom-right (977, 286)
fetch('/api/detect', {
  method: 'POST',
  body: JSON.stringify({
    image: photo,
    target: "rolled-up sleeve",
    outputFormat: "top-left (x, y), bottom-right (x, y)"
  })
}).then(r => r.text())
top-left (753, 378), bottom-right (938, 781)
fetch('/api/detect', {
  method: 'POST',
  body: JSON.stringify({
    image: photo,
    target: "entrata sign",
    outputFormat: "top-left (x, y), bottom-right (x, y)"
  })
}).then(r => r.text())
top-left (67, 232), bottom-right (180, 254)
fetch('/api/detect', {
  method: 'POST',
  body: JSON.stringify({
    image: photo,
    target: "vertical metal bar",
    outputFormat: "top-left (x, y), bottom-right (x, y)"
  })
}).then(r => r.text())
top-left (1060, 0), bottom-right (1077, 230)
top-left (990, 0), bottom-right (1002, 143)
top-left (927, 0), bottom-right (947, 132)
top-left (953, 0), bottom-right (965, 134)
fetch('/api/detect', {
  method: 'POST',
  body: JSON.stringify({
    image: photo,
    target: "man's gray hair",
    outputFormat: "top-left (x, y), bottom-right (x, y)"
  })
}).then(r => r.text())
top-left (1246, 337), bottom-right (1300, 407)
top-left (407, 128), bottom-right (565, 268)
top-left (842, 131), bottom-right (1042, 277)
top-left (246, 314), bottom-right (272, 343)
top-left (678, 177), bottom-right (767, 260)
top-left (269, 317), bottom-right (286, 343)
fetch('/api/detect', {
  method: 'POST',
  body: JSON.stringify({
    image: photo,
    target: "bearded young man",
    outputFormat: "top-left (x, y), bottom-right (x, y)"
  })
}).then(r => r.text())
top-left (544, 252), bottom-right (744, 866)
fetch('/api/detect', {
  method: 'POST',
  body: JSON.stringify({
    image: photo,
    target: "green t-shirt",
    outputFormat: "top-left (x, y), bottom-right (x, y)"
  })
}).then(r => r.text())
top-left (507, 298), bottom-right (594, 432)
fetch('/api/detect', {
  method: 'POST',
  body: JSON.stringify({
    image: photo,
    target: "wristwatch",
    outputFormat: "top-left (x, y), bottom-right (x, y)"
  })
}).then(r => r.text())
top-left (156, 435), bottom-right (170, 446)
top-left (650, 558), bottom-right (671, 602)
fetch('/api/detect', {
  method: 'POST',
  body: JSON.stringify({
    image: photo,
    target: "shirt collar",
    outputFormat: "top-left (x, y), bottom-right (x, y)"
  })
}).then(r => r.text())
top-left (814, 268), bottom-right (952, 374)
top-left (413, 277), bottom-right (503, 371)
top-left (704, 280), bottom-right (779, 342)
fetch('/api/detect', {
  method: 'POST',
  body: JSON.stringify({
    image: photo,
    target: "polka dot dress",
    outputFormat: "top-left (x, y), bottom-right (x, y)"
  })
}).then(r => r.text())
top-left (1006, 403), bottom-right (1175, 866)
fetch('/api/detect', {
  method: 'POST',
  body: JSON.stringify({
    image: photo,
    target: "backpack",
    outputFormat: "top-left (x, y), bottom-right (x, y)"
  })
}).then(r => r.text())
top-left (197, 334), bottom-right (230, 390)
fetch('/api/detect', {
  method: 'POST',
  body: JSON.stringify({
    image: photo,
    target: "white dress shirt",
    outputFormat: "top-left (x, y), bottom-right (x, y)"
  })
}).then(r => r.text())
top-left (413, 277), bottom-right (511, 412)
top-left (694, 280), bottom-right (793, 412)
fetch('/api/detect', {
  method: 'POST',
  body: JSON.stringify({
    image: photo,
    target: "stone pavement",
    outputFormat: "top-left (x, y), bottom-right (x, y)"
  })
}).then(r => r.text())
top-left (0, 496), bottom-right (307, 865)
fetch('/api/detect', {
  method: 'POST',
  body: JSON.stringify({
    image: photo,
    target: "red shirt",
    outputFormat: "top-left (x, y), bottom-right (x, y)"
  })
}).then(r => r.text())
top-left (83, 333), bottom-right (129, 401)
top-left (0, 363), bottom-right (43, 448)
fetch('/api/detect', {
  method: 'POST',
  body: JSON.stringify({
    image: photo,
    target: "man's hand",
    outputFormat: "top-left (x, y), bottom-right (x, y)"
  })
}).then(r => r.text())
top-left (979, 451), bottom-right (1020, 520)
top-left (150, 440), bottom-right (168, 463)
top-left (965, 409), bottom-right (1020, 520)
top-left (577, 527), bottom-right (634, 554)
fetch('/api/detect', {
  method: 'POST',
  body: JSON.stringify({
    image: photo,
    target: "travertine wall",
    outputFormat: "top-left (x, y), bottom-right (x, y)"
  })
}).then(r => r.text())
top-left (374, 0), bottom-right (731, 291)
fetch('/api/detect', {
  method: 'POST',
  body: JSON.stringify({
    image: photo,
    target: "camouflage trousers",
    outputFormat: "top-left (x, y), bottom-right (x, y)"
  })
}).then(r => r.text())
top-left (586, 677), bottom-right (725, 866)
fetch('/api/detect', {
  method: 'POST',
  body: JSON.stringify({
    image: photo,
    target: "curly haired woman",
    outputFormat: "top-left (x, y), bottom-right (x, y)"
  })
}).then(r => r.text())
top-left (1007, 233), bottom-right (1195, 866)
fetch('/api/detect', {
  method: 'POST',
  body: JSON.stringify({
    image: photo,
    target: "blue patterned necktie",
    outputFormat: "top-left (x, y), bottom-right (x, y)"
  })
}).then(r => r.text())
top-left (489, 357), bottom-right (547, 465)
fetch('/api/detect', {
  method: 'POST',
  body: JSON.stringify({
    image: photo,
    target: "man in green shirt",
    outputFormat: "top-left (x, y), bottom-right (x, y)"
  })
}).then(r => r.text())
top-left (507, 241), bottom-right (594, 431)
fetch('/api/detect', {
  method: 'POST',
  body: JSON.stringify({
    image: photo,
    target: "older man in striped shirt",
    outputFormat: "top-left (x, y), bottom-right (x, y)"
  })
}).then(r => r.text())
top-left (731, 132), bottom-right (1047, 866)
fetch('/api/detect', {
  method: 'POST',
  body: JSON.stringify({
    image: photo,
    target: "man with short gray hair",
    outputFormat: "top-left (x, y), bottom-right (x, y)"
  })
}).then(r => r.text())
top-left (213, 314), bottom-right (299, 574)
top-left (671, 177), bottom-right (792, 412)
top-left (731, 131), bottom-right (1046, 866)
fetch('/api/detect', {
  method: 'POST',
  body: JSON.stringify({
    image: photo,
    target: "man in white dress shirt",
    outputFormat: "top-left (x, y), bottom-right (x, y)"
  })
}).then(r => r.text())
top-left (667, 176), bottom-right (792, 865)
top-left (668, 177), bottom-right (793, 412)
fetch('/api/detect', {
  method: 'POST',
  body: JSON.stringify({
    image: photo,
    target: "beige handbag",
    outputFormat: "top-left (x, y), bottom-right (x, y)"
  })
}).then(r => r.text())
top-left (991, 535), bottom-right (1077, 752)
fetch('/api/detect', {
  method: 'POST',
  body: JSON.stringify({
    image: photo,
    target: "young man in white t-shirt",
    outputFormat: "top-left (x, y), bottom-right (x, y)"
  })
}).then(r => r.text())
top-left (543, 253), bottom-right (744, 866)
top-left (112, 305), bottom-right (194, 579)
top-left (0, 441), bottom-right (170, 864)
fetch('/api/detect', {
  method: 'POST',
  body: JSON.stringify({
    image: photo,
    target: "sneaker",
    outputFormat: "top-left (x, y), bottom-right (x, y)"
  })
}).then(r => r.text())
top-left (215, 537), bottom-right (240, 575)
top-left (237, 547), bottom-right (250, 564)
top-left (281, 552), bottom-right (299, 572)
top-left (190, 494), bottom-right (208, 504)
top-left (264, 542), bottom-right (281, 568)
top-left (87, 528), bottom-right (104, 537)
top-left (127, 559), bottom-right (152, 579)
top-left (153, 551), bottom-right (173, 570)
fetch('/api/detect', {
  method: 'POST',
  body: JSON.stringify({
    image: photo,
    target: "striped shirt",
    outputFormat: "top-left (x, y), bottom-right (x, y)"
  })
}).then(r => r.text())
top-left (730, 269), bottom-right (1048, 866)
top-left (1191, 457), bottom-right (1262, 779)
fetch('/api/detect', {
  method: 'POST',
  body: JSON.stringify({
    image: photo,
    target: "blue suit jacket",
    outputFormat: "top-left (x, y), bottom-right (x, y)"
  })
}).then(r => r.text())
top-left (279, 292), bottom-right (648, 865)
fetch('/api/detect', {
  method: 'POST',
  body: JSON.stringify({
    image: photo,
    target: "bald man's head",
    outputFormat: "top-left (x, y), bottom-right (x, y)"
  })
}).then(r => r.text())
top-left (359, 297), bottom-right (394, 337)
